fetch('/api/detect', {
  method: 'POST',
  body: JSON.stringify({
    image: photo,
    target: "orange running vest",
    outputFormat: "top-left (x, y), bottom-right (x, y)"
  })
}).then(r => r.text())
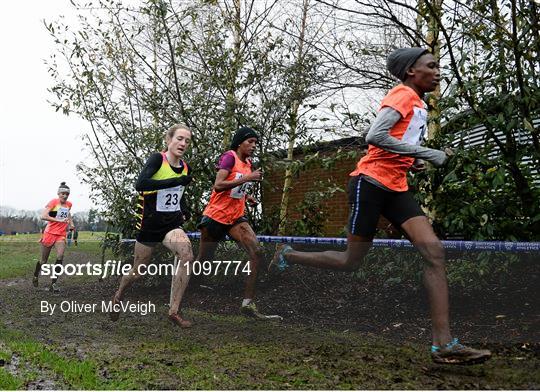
top-left (351, 84), bottom-right (427, 191)
top-left (203, 150), bottom-right (252, 225)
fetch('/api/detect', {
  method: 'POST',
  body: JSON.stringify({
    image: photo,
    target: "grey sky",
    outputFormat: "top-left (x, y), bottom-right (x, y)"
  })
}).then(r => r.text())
top-left (0, 1), bottom-right (93, 213)
top-left (0, 0), bottom-right (382, 215)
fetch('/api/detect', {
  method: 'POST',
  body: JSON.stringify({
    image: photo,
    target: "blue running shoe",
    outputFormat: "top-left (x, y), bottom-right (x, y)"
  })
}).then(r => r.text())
top-left (268, 244), bottom-right (292, 272)
top-left (431, 338), bottom-right (491, 365)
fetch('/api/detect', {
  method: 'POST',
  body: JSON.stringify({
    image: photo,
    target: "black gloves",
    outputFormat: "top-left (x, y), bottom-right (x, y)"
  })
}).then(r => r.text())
top-left (175, 175), bottom-right (193, 186)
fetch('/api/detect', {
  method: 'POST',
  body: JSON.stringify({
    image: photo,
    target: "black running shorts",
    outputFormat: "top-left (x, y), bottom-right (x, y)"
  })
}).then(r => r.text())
top-left (197, 215), bottom-right (249, 241)
top-left (347, 175), bottom-right (425, 237)
top-left (136, 225), bottom-right (183, 245)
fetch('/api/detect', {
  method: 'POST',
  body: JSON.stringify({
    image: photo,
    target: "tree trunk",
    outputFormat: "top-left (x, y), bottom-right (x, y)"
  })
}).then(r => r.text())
top-left (277, 0), bottom-right (309, 235)
top-left (425, 0), bottom-right (442, 140)
top-left (223, 0), bottom-right (242, 149)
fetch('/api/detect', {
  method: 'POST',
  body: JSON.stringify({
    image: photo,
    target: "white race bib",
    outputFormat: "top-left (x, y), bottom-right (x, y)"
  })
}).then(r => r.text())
top-left (56, 207), bottom-right (69, 220)
top-left (402, 106), bottom-right (428, 146)
top-left (230, 173), bottom-right (250, 199)
top-left (156, 185), bottom-right (184, 212)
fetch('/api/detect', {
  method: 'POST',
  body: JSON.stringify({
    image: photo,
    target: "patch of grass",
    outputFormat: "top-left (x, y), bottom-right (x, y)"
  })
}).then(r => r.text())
top-left (0, 240), bottom-right (41, 279)
top-left (0, 345), bottom-right (12, 362)
top-left (0, 232), bottom-right (111, 280)
top-left (0, 362), bottom-right (48, 391)
top-left (0, 367), bottom-right (24, 390)
top-left (0, 232), bottom-right (107, 243)
top-left (10, 341), bottom-right (99, 389)
top-left (0, 324), bottom-right (131, 390)
top-left (0, 345), bottom-right (24, 390)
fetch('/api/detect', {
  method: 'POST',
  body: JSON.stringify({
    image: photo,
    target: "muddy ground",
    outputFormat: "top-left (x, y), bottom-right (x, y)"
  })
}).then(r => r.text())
top-left (0, 249), bottom-right (538, 389)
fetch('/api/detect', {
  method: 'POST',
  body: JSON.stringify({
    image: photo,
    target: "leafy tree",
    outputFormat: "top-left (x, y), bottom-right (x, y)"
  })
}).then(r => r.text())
top-left (47, 0), bottom-right (330, 236)
top-left (47, 0), bottom-right (539, 241)
top-left (312, 0), bottom-right (539, 240)
top-left (411, 0), bottom-right (540, 240)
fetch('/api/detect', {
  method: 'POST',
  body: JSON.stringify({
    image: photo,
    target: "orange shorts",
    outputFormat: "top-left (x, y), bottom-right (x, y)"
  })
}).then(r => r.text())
top-left (40, 232), bottom-right (66, 247)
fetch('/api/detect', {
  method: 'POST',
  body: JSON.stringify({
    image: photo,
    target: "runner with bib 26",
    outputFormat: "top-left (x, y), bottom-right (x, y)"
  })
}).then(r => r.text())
top-left (33, 182), bottom-right (75, 293)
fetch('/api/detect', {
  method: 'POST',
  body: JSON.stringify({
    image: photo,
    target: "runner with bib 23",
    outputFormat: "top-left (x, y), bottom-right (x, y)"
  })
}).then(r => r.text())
top-left (109, 124), bottom-right (195, 328)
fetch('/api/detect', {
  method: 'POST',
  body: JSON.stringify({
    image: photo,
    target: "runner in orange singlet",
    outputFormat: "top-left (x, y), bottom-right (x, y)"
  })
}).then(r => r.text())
top-left (270, 48), bottom-right (491, 365)
top-left (33, 182), bottom-right (74, 292)
top-left (198, 126), bottom-right (281, 320)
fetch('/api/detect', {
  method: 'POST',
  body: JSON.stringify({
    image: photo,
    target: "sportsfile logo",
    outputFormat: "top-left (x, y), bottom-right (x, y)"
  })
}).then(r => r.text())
top-left (38, 260), bottom-right (252, 280)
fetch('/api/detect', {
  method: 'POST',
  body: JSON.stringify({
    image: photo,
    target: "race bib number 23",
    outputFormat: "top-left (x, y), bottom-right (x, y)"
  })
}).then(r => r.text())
top-left (156, 185), bottom-right (184, 212)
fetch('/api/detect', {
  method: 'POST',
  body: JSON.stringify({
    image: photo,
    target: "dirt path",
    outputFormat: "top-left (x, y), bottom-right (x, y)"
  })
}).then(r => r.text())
top-left (0, 252), bottom-right (538, 389)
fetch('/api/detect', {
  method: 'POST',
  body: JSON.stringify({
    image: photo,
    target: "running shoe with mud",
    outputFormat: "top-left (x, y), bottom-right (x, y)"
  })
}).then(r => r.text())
top-left (168, 313), bottom-right (193, 328)
top-left (32, 276), bottom-right (39, 288)
top-left (241, 302), bottom-right (283, 321)
top-left (268, 244), bottom-right (292, 272)
top-left (431, 338), bottom-right (491, 365)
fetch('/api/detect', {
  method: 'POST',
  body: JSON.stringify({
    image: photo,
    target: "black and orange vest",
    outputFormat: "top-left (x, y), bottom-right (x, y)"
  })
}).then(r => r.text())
top-left (136, 152), bottom-right (189, 232)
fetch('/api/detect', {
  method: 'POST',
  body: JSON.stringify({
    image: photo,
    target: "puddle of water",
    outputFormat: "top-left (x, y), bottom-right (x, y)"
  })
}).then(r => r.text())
top-left (0, 278), bottom-right (28, 288)
top-left (4, 352), bottom-right (58, 390)
top-left (26, 378), bottom-right (57, 390)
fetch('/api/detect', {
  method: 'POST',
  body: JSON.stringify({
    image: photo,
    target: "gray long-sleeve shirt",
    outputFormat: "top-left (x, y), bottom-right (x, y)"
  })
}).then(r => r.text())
top-left (366, 107), bottom-right (447, 167)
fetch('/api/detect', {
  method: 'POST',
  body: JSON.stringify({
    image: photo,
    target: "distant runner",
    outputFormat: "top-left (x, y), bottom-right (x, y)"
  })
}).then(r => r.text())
top-left (34, 182), bottom-right (74, 293)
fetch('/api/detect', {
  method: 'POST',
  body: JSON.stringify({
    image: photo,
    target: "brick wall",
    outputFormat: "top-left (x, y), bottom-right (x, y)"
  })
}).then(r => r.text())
top-left (263, 147), bottom-right (365, 236)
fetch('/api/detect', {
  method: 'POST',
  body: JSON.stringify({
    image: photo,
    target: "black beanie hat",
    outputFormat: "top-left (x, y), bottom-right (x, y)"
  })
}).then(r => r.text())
top-left (230, 126), bottom-right (259, 150)
top-left (58, 182), bottom-right (70, 193)
top-left (387, 47), bottom-right (429, 81)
